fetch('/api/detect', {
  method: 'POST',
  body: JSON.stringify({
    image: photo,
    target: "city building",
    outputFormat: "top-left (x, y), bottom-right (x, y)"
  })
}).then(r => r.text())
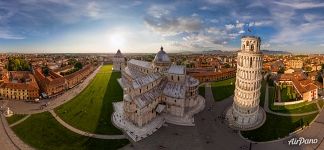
top-left (286, 59), bottom-right (303, 69)
top-left (112, 49), bottom-right (125, 71)
top-left (34, 64), bottom-right (94, 97)
top-left (275, 72), bottom-right (318, 101)
top-left (34, 68), bottom-right (66, 97)
top-left (187, 68), bottom-right (236, 83)
top-left (226, 36), bottom-right (266, 130)
top-left (112, 47), bottom-right (205, 141)
top-left (0, 71), bottom-right (39, 100)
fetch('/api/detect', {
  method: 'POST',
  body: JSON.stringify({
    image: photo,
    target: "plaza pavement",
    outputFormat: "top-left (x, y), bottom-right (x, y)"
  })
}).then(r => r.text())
top-left (121, 83), bottom-right (324, 150)
top-left (0, 114), bottom-right (33, 150)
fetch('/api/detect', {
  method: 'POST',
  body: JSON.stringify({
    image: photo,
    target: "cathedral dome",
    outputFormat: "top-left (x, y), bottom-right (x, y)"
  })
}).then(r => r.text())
top-left (114, 49), bottom-right (123, 58)
top-left (153, 46), bottom-right (170, 63)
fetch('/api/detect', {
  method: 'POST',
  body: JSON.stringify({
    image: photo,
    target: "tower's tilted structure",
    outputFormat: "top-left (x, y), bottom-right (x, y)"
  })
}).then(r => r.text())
top-left (226, 36), bottom-right (266, 130)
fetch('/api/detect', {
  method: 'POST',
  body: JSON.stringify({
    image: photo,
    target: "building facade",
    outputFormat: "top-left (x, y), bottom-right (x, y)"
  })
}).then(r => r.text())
top-left (275, 72), bottom-right (318, 101)
top-left (226, 36), bottom-right (266, 130)
top-left (188, 68), bottom-right (236, 83)
top-left (113, 49), bottom-right (125, 71)
top-left (0, 71), bottom-right (39, 100)
top-left (112, 47), bottom-right (205, 141)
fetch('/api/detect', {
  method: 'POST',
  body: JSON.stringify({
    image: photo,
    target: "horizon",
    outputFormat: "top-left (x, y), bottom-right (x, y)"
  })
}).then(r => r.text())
top-left (1, 0), bottom-right (324, 53)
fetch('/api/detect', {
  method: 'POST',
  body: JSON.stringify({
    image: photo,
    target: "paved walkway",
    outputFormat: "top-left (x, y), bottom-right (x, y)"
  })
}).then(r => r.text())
top-left (9, 115), bottom-right (31, 127)
top-left (264, 84), bottom-right (319, 117)
top-left (49, 110), bottom-right (126, 139)
top-left (0, 114), bottom-right (33, 150)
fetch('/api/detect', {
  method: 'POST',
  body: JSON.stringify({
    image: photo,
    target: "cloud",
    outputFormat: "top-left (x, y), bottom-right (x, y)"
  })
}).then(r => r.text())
top-left (0, 29), bottom-right (24, 39)
top-left (145, 16), bottom-right (202, 36)
top-left (249, 20), bottom-right (272, 27)
top-left (273, 1), bottom-right (324, 9)
top-left (86, 2), bottom-right (102, 19)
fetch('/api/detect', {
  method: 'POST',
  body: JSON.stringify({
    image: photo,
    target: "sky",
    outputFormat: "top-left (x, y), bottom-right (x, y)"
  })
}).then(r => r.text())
top-left (0, 0), bottom-right (324, 53)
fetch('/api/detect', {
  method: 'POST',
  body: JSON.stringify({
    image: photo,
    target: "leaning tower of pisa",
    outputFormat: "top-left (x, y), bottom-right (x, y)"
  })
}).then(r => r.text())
top-left (226, 35), bottom-right (266, 130)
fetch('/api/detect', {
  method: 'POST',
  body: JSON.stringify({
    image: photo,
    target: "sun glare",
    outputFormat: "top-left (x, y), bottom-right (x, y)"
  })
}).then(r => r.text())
top-left (109, 33), bottom-right (126, 49)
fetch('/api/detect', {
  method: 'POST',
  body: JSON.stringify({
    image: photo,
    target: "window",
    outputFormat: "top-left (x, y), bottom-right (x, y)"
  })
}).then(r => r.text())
top-left (178, 76), bottom-right (180, 81)
top-left (251, 44), bottom-right (254, 51)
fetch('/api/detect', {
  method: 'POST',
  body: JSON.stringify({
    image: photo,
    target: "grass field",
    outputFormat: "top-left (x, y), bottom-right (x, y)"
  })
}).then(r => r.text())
top-left (210, 78), bottom-right (235, 101)
top-left (280, 86), bottom-right (297, 102)
top-left (199, 85), bottom-right (205, 98)
top-left (12, 112), bottom-right (129, 150)
top-left (319, 100), bottom-right (324, 108)
top-left (241, 113), bottom-right (318, 142)
top-left (55, 65), bottom-right (123, 134)
top-left (269, 87), bottom-right (319, 114)
top-left (259, 80), bottom-right (266, 107)
top-left (6, 114), bottom-right (27, 125)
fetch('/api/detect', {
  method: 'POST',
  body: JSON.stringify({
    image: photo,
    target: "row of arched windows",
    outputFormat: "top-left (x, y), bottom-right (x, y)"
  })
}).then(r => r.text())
top-left (237, 55), bottom-right (262, 68)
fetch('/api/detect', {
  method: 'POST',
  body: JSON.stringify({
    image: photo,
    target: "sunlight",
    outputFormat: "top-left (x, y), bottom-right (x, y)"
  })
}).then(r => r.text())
top-left (109, 33), bottom-right (126, 49)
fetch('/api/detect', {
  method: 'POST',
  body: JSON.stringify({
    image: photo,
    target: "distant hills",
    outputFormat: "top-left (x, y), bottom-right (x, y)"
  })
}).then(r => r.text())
top-left (197, 49), bottom-right (291, 55)
top-left (261, 50), bottom-right (292, 55)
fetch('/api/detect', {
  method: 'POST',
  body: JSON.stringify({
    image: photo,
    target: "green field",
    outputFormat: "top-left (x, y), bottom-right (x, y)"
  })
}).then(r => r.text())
top-left (55, 65), bottom-right (123, 134)
top-left (211, 78), bottom-right (235, 101)
top-left (280, 86), bottom-right (297, 102)
top-left (259, 80), bottom-right (266, 107)
top-left (6, 114), bottom-right (27, 125)
top-left (269, 87), bottom-right (319, 114)
top-left (319, 100), bottom-right (324, 108)
top-left (12, 112), bottom-right (129, 150)
top-left (199, 85), bottom-right (205, 98)
top-left (241, 113), bottom-right (318, 142)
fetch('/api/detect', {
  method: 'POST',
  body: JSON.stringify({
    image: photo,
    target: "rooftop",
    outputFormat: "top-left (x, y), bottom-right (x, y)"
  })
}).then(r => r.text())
top-left (128, 59), bottom-right (152, 69)
top-left (163, 82), bottom-right (185, 99)
top-left (132, 73), bottom-right (161, 89)
top-left (167, 65), bottom-right (185, 75)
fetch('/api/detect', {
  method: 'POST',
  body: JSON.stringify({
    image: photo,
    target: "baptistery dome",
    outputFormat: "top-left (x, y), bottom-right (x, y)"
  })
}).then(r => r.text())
top-left (153, 46), bottom-right (170, 63)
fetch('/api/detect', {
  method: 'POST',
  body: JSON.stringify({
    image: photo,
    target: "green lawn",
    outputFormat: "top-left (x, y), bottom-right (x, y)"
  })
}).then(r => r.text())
top-left (319, 100), bottom-right (324, 108)
top-left (269, 87), bottom-right (319, 114)
top-left (12, 112), bottom-right (129, 150)
top-left (199, 85), bottom-right (205, 98)
top-left (55, 65), bottom-right (123, 135)
top-left (259, 80), bottom-right (266, 107)
top-left (6, 114), bottom-right (27, 125)
top-left (280, 86), bottom-right (297, 102)
top-left (241, 113), bottom-right (318, 142)
top-left (211, 78), bottom-right (235, 101)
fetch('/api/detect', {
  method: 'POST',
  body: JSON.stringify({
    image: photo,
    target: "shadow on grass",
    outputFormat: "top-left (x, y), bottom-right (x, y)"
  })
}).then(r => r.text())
top-left (241, 112), bottom-right (316, 142)
top-left (243, 83), bottom-right (317, 142)
top-left (94, 71), bottom-right (124, 135)
top-left (212, 84), bottom-right (235, 101)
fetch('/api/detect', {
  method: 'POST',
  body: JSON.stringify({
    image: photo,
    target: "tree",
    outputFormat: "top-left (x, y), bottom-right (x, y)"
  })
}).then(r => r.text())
top-left (42, 66), bottom-right (50, 76)
top-left (74, 62), bottom-right (83, 70)
top-left (224, 63), bottom-right (230, 68)
top-left (278, 67), bottom-right (285, 74)
top-left (7, 57), bottom-right (31, 71)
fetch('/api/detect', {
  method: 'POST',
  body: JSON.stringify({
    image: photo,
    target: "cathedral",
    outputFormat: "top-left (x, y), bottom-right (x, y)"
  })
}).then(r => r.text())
top-left (112, 47), bottom-right (205, 141)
